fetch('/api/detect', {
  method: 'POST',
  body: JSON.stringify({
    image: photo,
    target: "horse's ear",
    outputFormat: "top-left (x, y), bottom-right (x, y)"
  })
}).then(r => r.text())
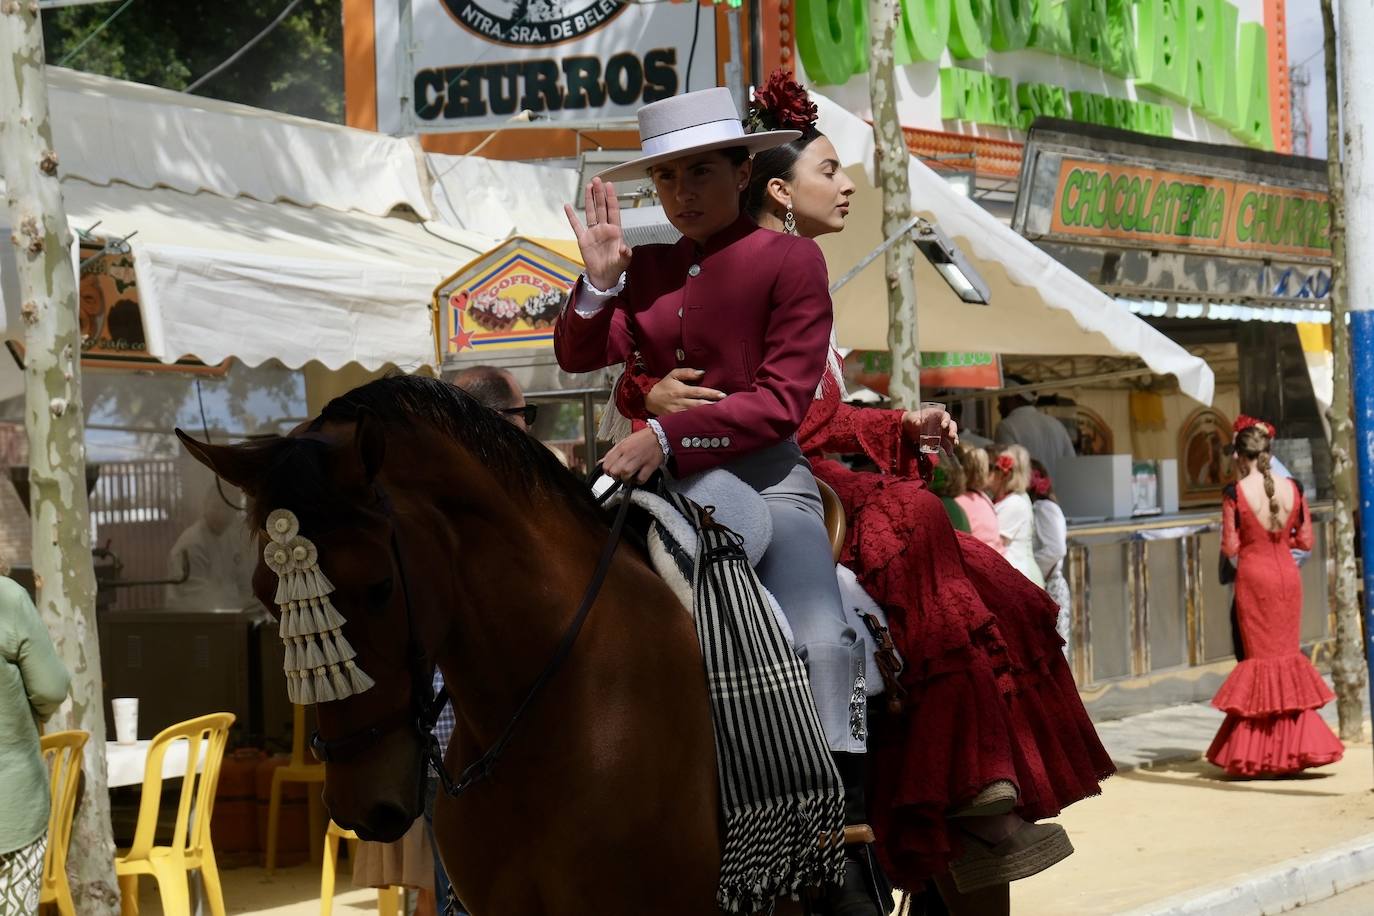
top-left (175, 429), bottom-right (266, 492)
top-left (355, 410), bottom-right (386, 485)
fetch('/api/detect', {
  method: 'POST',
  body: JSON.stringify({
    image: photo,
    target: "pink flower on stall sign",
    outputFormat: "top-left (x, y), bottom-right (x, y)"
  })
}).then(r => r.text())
top-left (449, 290), bottom-right (475, 352)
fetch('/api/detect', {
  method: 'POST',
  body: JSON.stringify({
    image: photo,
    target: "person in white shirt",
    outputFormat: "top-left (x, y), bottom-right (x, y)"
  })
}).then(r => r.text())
top-left (994, 377), bottom-right (1076, 480)
top-left (164, 483), bottom-right (257, 611)
top-left (988, 445), bottom-right (1045, 588)
top-left (1030, 460), bottom-right (1071, 653)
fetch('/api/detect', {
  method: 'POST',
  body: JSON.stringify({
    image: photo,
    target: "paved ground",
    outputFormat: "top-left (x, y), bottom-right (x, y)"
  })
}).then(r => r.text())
top-left (121, 692), bottom-right (1374, 915)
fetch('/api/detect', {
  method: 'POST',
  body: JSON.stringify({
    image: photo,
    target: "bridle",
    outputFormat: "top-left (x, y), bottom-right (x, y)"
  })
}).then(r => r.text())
top-left (309, 477), bottom-right (636, 799)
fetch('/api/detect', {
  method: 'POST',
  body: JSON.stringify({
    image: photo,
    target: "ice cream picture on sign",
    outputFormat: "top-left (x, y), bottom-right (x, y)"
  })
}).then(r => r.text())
top-left (437, 239), bottom-right (581, 355)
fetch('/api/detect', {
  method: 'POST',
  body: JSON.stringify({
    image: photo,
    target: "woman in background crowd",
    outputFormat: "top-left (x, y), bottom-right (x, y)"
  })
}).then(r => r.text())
top-left (928, 457), bottom-right (972, 534)
top-left (1207, 417), bottom-right (1342, 777)
top-left (1030, 460), bottom-right (1071, 650)
top-left (954, 446), bottom-right (1002, 554)
top-left (988, 446), bottom-right (1045, 587)
top-left (0, 559), bottom-right (71, 914)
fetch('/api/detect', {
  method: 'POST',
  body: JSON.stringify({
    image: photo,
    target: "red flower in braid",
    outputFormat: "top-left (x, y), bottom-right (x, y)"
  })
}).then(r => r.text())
top-left (746, 69), bottom-right (818, 134)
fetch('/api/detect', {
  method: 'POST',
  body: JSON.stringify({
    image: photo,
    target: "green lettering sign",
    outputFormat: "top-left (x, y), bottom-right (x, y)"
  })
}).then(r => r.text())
top-left (1135, 0), bottom-right (1189, 102)
top-left (1214, 1), bottom-right (1242, 128)
top-left (897, 0), bottom-right (951, 63)
top-left (1236, 22), bottom-right (1273, 148)
top-left (1029, 0), bottom-right (1073, 54)
top-left (1069, 0), bottom-right (1111, 69)
top-left (1103, 0), bottom-right (1137, 78)
top-left (991, 0), bottom-right (1034, 51)
top-left (1185, 0), bottom-right (1223, 117)
top-left (795, 0), bottom-right (862, 85)
top-left (949, 0), bottom-right (993, 59)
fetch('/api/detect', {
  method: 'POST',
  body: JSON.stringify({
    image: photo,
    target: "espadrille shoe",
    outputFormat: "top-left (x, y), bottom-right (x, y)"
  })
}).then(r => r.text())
top-left (949, 822), bottom-right (1074, 893)
top-left (949, 779), bottom-right (1019, 818)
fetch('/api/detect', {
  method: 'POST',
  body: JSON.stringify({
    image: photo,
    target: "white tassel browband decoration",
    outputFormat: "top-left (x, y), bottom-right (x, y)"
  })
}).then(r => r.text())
top-left (264, 508), bottom-right (375, 705)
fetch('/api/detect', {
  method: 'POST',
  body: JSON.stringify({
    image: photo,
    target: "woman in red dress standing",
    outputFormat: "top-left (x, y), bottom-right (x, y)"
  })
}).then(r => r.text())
top-left (1206, 417), bottom-right (1344, 777)
top-left (614, 72), bottom-right (1114, 912)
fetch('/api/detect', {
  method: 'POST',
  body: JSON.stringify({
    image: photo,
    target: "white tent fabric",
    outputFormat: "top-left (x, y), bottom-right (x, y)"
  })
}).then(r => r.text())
top-left (426, 153), bottom-right (579, 240)
top-left (47, 68), bottom-right (433, 219)
top-left (814, 94), bottom-right (1215, 405)
top-left (1, 179), bottom-right (492, 373)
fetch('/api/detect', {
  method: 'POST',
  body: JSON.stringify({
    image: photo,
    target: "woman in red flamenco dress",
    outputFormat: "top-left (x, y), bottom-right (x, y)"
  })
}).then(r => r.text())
top-left (613, 70), bottom-right (1115, 911)
top-left (1206, 418), bottom-right (1343, 777)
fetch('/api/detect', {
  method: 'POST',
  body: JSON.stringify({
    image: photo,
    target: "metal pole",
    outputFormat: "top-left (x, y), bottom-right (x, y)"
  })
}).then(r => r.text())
top-left (582, 392), bottom-right (600, 473)
top-left (724, 7), bottom-right (746, 115)
top-left (1338, 0), bottom-right (1374, 742)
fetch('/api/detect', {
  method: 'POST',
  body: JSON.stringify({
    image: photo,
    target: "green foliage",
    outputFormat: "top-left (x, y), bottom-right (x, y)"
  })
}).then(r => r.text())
top-left (42, 0), bottom-right (344, 123)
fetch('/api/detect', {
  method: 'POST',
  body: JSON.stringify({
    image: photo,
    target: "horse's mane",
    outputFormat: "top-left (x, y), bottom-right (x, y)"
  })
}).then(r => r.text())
top-left (246, 374), bottom-right (605, 531)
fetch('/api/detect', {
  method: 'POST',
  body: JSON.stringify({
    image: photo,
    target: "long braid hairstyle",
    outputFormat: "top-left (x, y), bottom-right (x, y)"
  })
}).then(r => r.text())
top-left (1234, 425), bottom-right (1280, 530)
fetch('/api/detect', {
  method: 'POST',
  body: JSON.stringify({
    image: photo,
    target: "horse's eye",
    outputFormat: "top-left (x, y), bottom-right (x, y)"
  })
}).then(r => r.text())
top-left (365, 578), bottom-right (394, 613)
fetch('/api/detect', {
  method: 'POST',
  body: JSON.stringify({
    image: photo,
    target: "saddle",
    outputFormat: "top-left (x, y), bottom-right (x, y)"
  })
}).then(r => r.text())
top-left (595, 471), bottom-right (905, 704)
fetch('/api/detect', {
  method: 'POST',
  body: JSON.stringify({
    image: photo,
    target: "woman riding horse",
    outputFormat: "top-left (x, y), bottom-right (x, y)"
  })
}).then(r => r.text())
top-left (609, 73), bottom-right (1115, 914)
top-left (555, 87), bottom-right (890, 916)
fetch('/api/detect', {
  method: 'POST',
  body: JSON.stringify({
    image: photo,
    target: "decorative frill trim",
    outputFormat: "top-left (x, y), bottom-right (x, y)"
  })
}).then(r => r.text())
top-left (1206, 708), bottom-right (1344, 777)
top-left (1211, 653), bottom-right (1335, 717)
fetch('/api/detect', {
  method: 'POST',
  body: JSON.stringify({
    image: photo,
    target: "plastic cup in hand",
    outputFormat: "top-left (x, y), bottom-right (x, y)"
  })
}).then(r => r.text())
top-left (918, 402), bottom-right (947, 455)
top-left (112, 697), bottom-right (138, 745)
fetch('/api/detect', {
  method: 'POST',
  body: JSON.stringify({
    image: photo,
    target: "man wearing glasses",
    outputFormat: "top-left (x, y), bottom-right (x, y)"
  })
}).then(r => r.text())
top-left (448, 365), bottom-right (538, 430)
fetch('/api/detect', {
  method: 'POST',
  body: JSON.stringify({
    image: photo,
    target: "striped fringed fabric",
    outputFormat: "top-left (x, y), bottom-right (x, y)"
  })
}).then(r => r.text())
top-left (661, 490), bottom-right (846, 913)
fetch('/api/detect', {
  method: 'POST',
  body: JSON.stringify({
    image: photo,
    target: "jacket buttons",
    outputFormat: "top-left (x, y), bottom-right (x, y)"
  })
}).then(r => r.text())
top-left (710, 437), bottom-right (721, 447)
top-left (677, 307), bottom-right (684, 318)
top-left (690, 437), bottom-right (702, 447)
top-left (675, 348), bottom-right (685, 361)
top-left (680, 437), bottom-right (691, 449)
top-left (688, 264), bottom-right (701, 277)
top-left (722, 437), bottom-right (731, 447)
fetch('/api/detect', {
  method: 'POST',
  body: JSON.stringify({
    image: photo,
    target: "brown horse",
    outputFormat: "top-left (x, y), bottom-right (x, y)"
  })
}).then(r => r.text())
top-left (179, 374), bottom-right (722, 915)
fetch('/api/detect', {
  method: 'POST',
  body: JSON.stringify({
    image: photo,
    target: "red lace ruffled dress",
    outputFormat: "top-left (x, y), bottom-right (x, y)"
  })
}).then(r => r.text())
top-left (617, 366), bottom-right (1114, 882)
top-left (1207, 481), bottom-right (1343, 777)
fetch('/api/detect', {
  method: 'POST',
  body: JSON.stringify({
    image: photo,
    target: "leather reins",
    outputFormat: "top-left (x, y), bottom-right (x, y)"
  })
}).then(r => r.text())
top-left (309, 477), bottom-right (636, 801)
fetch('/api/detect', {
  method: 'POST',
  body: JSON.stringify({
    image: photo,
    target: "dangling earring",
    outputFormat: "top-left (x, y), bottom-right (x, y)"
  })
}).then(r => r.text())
top-left (783, 205), bottom-right (797, 236)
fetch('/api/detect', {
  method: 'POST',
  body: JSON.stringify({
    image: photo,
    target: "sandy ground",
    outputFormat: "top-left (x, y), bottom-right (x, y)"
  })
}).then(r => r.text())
top-left (120, 745), bottom-right (1374, 916)
top-left (1012, 743), bottom-right (1374, 915)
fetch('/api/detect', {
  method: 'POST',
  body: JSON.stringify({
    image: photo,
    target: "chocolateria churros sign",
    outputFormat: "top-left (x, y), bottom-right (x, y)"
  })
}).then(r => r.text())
top-left (434, 237), bottom-right (582, 362)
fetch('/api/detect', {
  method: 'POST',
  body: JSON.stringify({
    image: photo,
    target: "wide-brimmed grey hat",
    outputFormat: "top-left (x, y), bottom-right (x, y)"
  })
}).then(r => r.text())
top-left (597, 87), bottom-right (800, 183)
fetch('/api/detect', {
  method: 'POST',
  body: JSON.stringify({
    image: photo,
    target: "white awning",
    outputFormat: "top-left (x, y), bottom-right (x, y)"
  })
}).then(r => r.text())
top-left (47, 68), bottom-right (433, 219)
top-left (426, 153), bottom-right (580, 240)
top-left (1, 179), bottom-right (493, 373)
top-left (814, 94), bottom-right (1216, 405)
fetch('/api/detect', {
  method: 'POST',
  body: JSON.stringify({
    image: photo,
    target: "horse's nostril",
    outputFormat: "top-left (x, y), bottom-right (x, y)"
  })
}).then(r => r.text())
top-left (358, 802), bottom-right (412, 843)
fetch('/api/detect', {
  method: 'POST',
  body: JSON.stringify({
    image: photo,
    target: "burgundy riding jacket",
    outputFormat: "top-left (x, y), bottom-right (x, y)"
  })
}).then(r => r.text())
top-left (554, 214), bottom-right (834, 477)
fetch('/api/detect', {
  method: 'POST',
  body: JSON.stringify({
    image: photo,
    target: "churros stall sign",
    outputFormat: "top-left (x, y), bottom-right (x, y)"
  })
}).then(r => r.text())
top-left (436, 238), bottom-right (582, 363)
top-left (365, 0), bottom-right (718, 133)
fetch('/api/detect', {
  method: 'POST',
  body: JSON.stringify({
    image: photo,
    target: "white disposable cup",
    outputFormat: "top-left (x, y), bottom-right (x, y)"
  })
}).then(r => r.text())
top-left (112, 697), bottom-right (138, 745)
top-left (919, 402), bottom-right (948, 455)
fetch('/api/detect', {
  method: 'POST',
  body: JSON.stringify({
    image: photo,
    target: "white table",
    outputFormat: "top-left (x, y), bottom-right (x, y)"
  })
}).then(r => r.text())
top-left (105, 740), bottom-right (193, 789)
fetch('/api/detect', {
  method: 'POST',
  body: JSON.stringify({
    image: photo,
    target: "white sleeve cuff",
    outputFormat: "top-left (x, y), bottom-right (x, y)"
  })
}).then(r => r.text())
top-left (647, 418), bottom-right (671, 457)
top-left (572, 271), bottom-right (627, 318)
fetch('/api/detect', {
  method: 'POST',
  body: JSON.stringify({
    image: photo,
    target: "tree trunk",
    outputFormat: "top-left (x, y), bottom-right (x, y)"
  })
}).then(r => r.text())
top-left (0, 4), bottom-right (119, 911)
top-left (1319, 0), bottom-right (1367, 742)
top-left (867, 0), bottom-right (920, 409)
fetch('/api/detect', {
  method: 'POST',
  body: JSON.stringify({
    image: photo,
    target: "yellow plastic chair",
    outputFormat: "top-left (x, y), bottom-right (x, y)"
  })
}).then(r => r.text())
top-left (266, 704), bottom-right (326, 875)
top-left (320, 821), bottom-right (402, 916)
top-left (39, 730), bottom-right (88, 916)
top-left (115, 712), bottom-right (235, 916)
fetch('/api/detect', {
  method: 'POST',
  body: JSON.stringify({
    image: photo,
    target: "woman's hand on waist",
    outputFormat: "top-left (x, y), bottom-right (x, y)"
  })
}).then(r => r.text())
top-left (647, 368), bottom-right (727, 416)
top-left (602, 427), bottom-right (666, 484)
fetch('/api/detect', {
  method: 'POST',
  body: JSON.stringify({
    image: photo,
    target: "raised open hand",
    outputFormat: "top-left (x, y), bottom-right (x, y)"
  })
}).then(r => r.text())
top-left (564, 177), bottom-right (633, 291)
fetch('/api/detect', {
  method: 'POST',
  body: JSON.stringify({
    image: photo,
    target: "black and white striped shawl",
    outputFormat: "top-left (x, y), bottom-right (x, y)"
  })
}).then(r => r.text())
top-left (659, 489), bottom-right (846, 913)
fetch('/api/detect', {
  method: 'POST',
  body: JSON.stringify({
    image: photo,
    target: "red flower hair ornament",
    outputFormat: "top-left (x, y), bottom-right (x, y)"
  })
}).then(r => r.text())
top-left (995, 453), bottom-right (1016, 474)
top-left (1030, 467), bottom-right (1053, 498)
top-left (745, 69), bottom-right (819, 134)
top-left (1233, 414), bottom-right (1276, 438)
